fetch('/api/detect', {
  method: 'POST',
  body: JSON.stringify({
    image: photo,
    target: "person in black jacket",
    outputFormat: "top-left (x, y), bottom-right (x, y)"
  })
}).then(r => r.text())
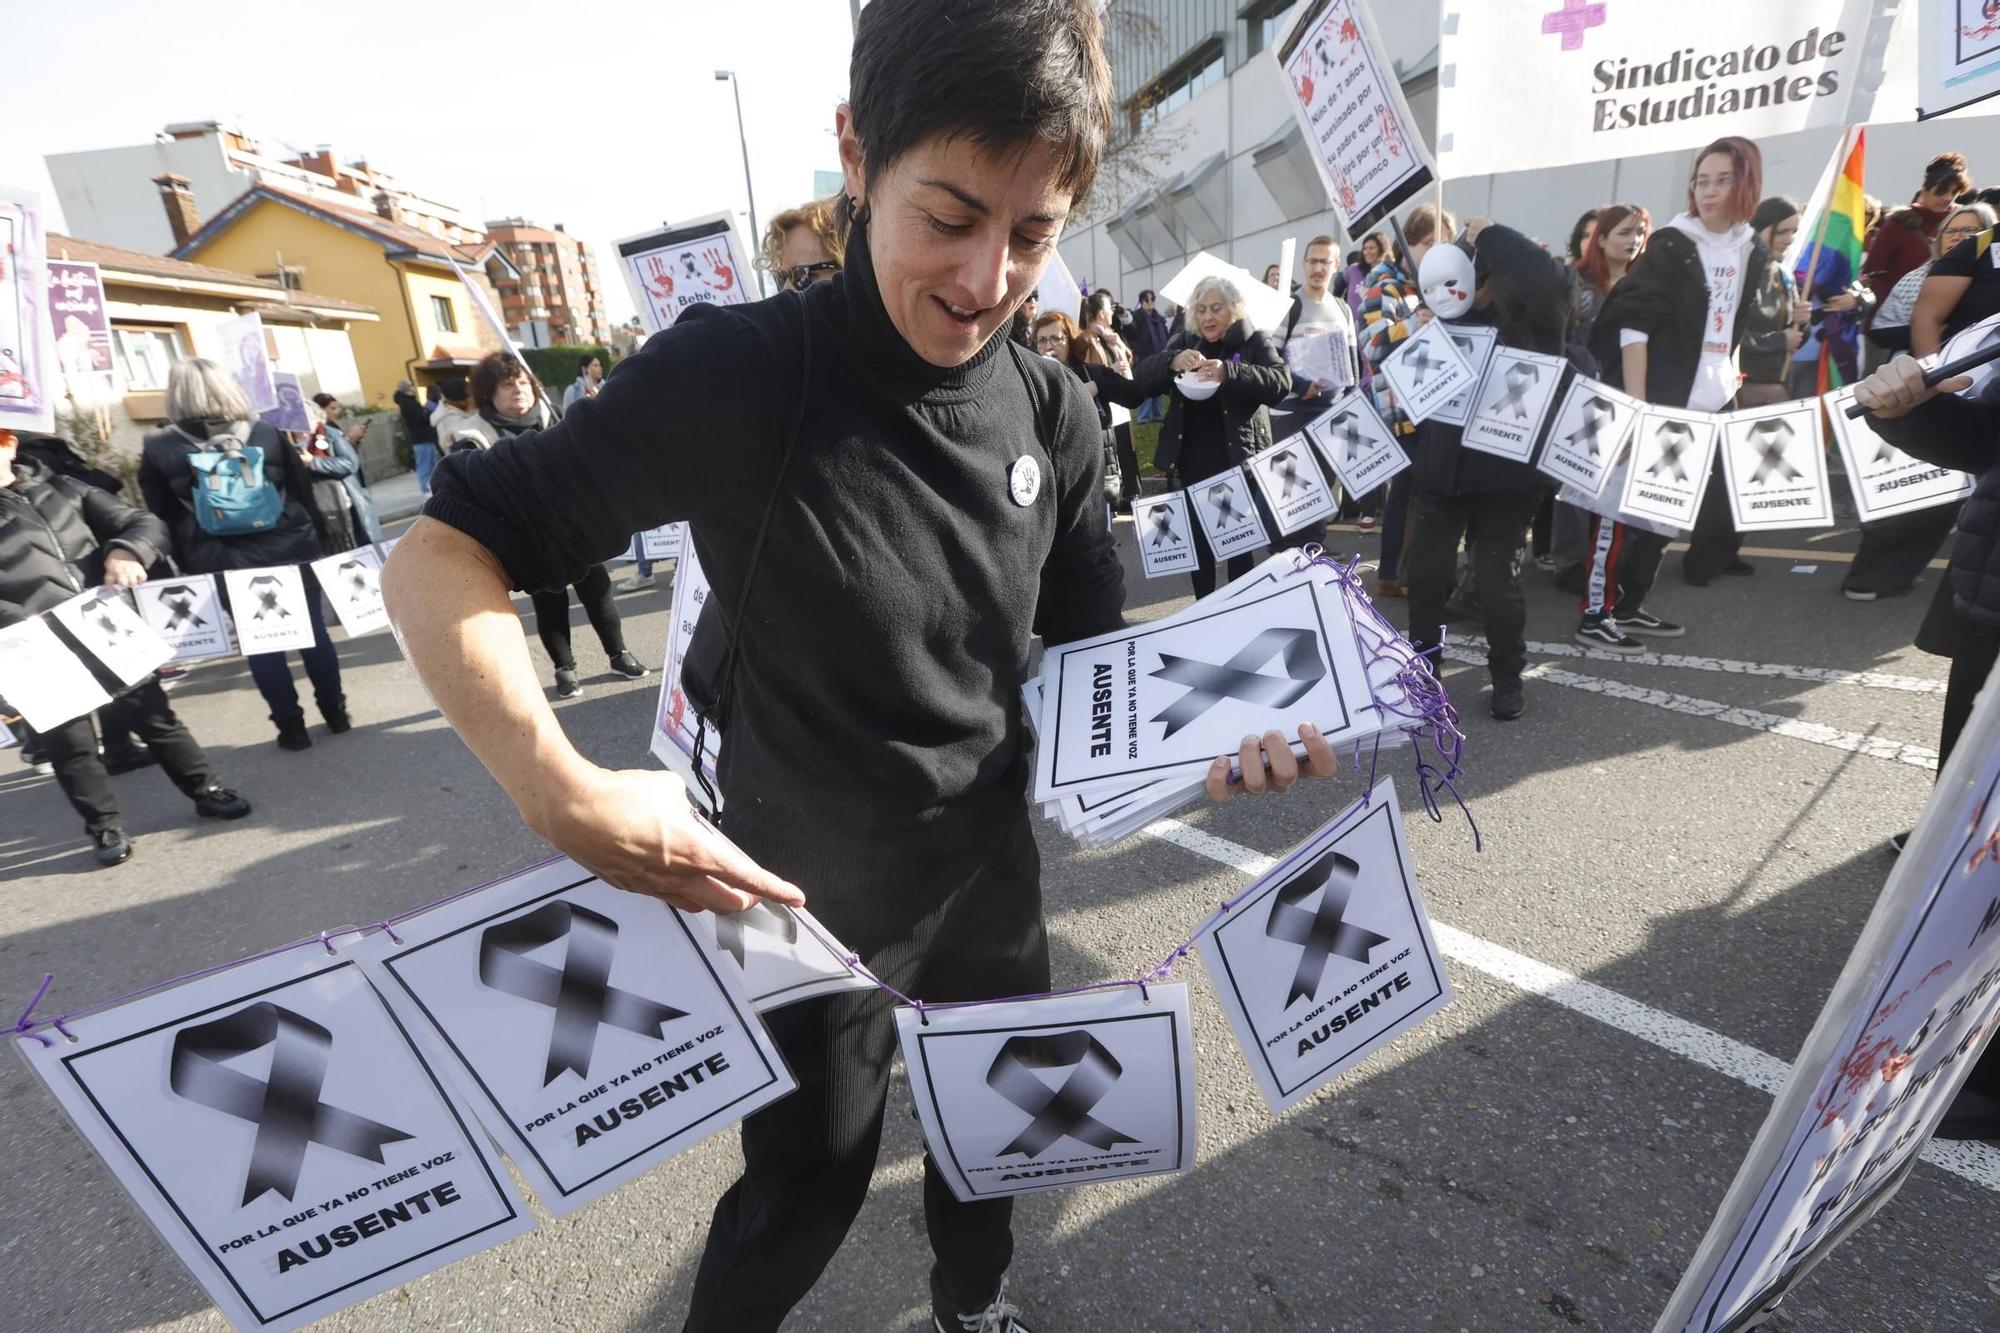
top-left (139, 357), bottom-right (346, 751)
top-left (1403, 226), bottom-right (1574, 721)
top-left (394, 378), bottom-right (439, 495)
top-left (0, 429), bottom-right (250, 866)
top-left (1107, 275), bottom-right (1293, 595)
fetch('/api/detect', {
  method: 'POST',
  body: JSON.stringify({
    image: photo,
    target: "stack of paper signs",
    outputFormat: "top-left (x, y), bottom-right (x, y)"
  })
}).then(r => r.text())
top-left (1024, 553), bottom-right (1431, 847)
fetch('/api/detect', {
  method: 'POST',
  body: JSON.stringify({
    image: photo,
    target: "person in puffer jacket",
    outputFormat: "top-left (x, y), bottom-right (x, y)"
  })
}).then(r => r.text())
top-left (0, 428), bottom-right (251, 866)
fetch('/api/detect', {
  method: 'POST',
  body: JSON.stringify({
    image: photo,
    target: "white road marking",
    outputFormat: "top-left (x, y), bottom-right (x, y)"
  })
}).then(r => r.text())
top-left (1441, 647), bottom-right (1940, 770)
top-left (1455, 634), bottom-right (1946, 695)
top-left (1140, 817), bottom-right (2000, 1194)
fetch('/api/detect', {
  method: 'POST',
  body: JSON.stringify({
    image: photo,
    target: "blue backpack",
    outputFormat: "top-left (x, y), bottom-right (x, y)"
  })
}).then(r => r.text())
top-left (188, 438), bottom-right (286, 536)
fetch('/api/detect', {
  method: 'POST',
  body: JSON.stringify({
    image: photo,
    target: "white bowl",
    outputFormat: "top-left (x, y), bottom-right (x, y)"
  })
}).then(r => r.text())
top-left (1176, 372), bottom-right (1221, 401)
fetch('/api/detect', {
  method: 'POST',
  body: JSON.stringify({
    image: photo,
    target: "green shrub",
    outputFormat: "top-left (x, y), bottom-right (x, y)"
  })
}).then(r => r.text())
top-left (521, 344), bottom-right (618, 393)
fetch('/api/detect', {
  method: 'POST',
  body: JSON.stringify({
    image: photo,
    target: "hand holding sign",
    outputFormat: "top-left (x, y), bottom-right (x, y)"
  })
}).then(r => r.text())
top-left (1851, 353), bottom-right (1972, 420)
top-left (1204, 723), bottom-right (1340, 804)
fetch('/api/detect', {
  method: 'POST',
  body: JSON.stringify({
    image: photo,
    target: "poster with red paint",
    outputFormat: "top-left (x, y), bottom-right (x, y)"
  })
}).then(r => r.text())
top-left (1659, 678), bottom-right (2000, 1329)
top-left (614, 214), bottom-right (753, 336)
top-left (0, 186), bottom-right (56, 433)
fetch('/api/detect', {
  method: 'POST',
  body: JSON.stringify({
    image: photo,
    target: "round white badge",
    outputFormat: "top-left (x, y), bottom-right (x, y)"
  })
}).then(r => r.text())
top-left (1009, 455), bottom-right (1042, 507)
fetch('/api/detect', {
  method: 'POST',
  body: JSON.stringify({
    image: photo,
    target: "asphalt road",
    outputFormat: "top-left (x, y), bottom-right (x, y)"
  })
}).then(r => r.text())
top-left (3, 516), bottom-right (1995, 1333)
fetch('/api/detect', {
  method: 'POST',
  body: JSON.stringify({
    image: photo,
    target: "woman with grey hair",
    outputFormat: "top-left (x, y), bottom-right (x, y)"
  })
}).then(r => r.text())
top-left (1103, 273), bottom-right (1292, 595)
top-left (139, 357), bottom-right (349, 751)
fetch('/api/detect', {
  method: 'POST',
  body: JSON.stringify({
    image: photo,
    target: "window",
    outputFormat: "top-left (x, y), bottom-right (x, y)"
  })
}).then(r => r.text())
top-left (1243, 0), bottom-right (1291, 58)
top-left (111, 325), bottom-right (183, 391)
top-left (430, 295), bottom-right (458, 333)
top-left (1131, 41), bottom-right (1226, 132)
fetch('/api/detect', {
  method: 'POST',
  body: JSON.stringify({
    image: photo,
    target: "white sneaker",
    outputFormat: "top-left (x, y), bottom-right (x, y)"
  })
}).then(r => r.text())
top-left (614, 573), bottom-right (652, 593)
top-left (935, 1279), bottom-right (1033, 1333)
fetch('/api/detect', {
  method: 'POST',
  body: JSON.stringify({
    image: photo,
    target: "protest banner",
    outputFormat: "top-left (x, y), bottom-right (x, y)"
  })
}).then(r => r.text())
top-left (1031, 576), bottom-right (1377, 801)
top-left (260, 372), bottom-right (311, 434)
top-left (1656, 646), bottom-right (2000, 1330)
top-left (133, 574), bottom-right (233, 662)
top-left (1427, 325), bottom-right (1498, 429)
top-left (1620, 405), bottom-right (1721, 530)
top-left (0, 612), bottom-right (111, 730)
top-left (1919, 0), bottom-right (2000, 118)
top-left (898, 984), bottom-right (1197, 1202)
top-left (353, 860), bottom-right (794, 1217)
top-left (215, 312), bottom-right (277, 414)
top-left (46, 258), bottom-right (117, 406)
top-left (649, 543), bottom-right (721, 809)
top-left (309, 547), bottom-right (389, 638)
top-left (615, 214), bottom-right (754, 336)
top-left (1275, 0), bottom-right (1435, 235)
top-left (1304, 393), bottom-right (1411, 500)
top-left (223, 567), bottom-right (317, 655)
top-left (1461, 348), bottom-right (1567, 462)
top-left (1436, 0), bottom-right (1895, 180)
top-left (1197, 781), bottom-right (1451, 1113)
top-left (1825, 385), bottom-right (1973, 522)
top-left (686, 901), bottom-right (875, 1013)
top-left (1717, 399), bottom-right (1835, 532)
top-left (1130, 492), bottom-right (1199, 579)
top-left (16, 947), bottom-right (532, 1332)
top-left (1376, 319), bottom-right (1477, 427)
top-left (1187, 467), bottom-right (1271, 562)
top-left (1538, 376), bottom-right (1643, 497)
top-left (1245, 438), bottom-right (1338, 535)
top-left (45, 588), bottom-right (174, 687)
top-left (0, 186), bottom-right (55, 433)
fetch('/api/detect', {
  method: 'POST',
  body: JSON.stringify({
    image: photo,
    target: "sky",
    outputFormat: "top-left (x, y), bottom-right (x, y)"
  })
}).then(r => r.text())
top-left (3, 0), bottom-right (863, 327)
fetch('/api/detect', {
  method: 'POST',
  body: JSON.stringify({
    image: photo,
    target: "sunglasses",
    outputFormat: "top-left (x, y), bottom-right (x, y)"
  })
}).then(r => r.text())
top-left (787, 262), bottom-right (841, 291)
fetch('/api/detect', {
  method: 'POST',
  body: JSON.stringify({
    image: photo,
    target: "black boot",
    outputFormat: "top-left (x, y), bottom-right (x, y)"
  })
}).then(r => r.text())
top-left (321, 703), bottom-right (352, 734)
top-left (276, 719), bottom-right (313, 751)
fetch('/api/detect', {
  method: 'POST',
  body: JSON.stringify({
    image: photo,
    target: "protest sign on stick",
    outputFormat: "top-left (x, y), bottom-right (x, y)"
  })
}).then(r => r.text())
top-left (216, 312), bottom-right (277, 414)
top-left (133, 574), bottom-right (233, 661)
top-left (615, 214), bottom-right (755, 336)
top-left (260, 371), bottom-right (311, 434)
top-left (1919, 0), bottom-right (2000, 119)
top-left (46, 258), bottom-right (118, 406)
top-left (1130, 492), bottom-right (1199, 579)
top-left (0, 186), bottom-right (56, 433)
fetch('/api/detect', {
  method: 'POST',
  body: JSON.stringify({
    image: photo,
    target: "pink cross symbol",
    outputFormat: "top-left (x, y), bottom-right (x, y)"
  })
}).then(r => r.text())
top-left (1541, 0), bottom-right (1605, 51)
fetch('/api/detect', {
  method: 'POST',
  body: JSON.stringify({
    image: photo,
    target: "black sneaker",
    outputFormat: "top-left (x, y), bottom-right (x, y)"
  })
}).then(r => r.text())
top-left (609, 651), bottom-right (651, 679)
top-left (94, 828), bottom-right (133, 866)
top-left (101, 745), bottom-right (157, 775)
top-left (934, 1281), bottom-right (1033, 1333)
top-left (322, 704), bottom-right (353, 734)
top-left (554, 668), bottom-right (582, 700)
top-left (193, 785), bottom-right (252, 820)
top-left (1615, 607), bottom-right (1685, 638)
top-left (275, 719), bottom-right (313, 751)
top-left (1575, 616), bottom-right (1645, 655)
top-left (1725, 559), bottom-right (1755, 577)
top-left (1490, 681), bottom-right (1525, 721)
top-left (19, 741), bottom-right (49, 770)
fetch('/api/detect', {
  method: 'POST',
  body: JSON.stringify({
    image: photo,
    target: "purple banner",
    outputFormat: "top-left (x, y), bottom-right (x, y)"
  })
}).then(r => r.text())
top-left (47, 259), bottom-right (117, 404)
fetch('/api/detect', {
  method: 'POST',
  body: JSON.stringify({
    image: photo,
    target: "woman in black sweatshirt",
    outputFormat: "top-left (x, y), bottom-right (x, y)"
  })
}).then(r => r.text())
top-left (382, 5), bottom-right (1337, 1329)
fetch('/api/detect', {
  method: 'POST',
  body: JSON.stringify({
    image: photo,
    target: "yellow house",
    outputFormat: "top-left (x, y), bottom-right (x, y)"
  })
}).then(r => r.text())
top-left (172, 183), bottom-right (513, 404)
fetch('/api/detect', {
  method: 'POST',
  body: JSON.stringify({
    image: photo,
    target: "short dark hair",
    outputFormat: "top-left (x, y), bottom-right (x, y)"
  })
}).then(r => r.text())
top-left (849, 0), bottom-right (1113, 206)
top-left (1925, 151), bottom-right (1972, 199)
top-left (1138, 289), bottom-right (1156, 304)
top-left (470, 351), bottom-right (530, 408)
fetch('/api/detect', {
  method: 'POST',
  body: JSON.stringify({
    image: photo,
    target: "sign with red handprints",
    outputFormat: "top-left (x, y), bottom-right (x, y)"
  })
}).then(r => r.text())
top-left (614, 214), bottom-right (754, 335)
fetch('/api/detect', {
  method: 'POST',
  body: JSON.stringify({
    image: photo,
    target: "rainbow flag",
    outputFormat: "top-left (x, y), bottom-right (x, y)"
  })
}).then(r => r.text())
top-left (1804, 127), bottom-right (1867, 394)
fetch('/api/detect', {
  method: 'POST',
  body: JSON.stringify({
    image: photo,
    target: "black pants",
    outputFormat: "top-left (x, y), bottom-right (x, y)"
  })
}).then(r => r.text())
top-left (1582, 517), bottom-right (1671, 619)
top-left (684, 803), bottom-right (1048, 1330)
top-left (41, 678), bottom-right (212, 836)
top-left (1113, 423), bottom-right (1139, 503)
top-left (1940, 616), bottom-right (2000, 770)
top-left (1846, 503), bottom-right (1962, 597)
top-left (1404, 489), bottom-right (1540, 683)
top-left (529, 563), bottom-right (626, 670)
top-left (1377, 466), bottom-right (1416, 582)
top-left (1681, 465), bottom-right (1744, 582)
top-left (242, 588), bottom-right (345, 726)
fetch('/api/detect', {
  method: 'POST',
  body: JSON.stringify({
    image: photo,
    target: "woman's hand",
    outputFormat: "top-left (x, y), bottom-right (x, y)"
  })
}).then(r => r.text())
top-left (1825, 291), bottom-right (1860, 313)
top-left (1203, 724), bottom-right (1340, 804)
top-left (1784, 327), bottom-right (1804, 355)
top-left (1193, 359), bottom-right (1227, 384)
top-left (538, 765), bottom-right (806, 915)
top-left (101, 550), bottom-right (148, 589)
top-left (1171, 349), bottom-right (1207, 373)
top-left (1853, 354), bottom-right (1970, 420)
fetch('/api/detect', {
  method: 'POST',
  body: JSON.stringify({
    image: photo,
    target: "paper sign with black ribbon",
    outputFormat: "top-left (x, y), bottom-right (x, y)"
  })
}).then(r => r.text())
top-left (44, 588), bottom-right (174, 687)
top-left (649, 543), bottom-right (722, 810)
top-left (351, 860), bottom-right (794, 1216)
top-left (1717, 400), bottom-right (1834, 533)
top-left (0, 612), bottom-right (112, 731)
top-left (1302, 392), bottom-right (1410, 500)
top-left (1536, 375), bottom-right (1641, 497)
top-left (1375, 317), bottom-right (1477, 426)
top-left (632, 523), bottom-right (685, 564)
top-left (1129, 492), bottom-right (1198, 579)
top-left (1196, 780), bottom-right (1453, 1113)
top-left (309, 547), bottom-right (390, 637)
top-left (1618, 405), bottom-right (1720, 531)
top-left (691, 900), bottom-right (875, 1013)
top-left (1460, 347), bottom-right (1566, 463)
top-left (17, 947), bottom-right (530, 1333)
top-left (1245, 440), bottom-right (1338, 535)
top-left (896, 984), bottom-right (1195, 1202)
top-left (1424, 324), bottom-right (1497, 429)
top-left (1187, 466), bottom-right (1270, 561)
top-left (223, 565), bottom-right (317, 655)
top-left (133, 573), bottom-right (233, 661)
top-left (1825, 385), bottom-right (1973, 524)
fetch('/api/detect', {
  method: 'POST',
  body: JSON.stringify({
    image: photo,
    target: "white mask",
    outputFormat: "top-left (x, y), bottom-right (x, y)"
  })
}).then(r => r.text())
top-left (1419, 244), bottom-right (1476, 321)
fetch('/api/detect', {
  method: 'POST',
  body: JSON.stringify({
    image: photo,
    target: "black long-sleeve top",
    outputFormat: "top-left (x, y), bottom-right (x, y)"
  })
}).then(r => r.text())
top-left (425, 224), bottom-right (1125, 844)
top-left (1874, 392), bottom-right (2000, 623)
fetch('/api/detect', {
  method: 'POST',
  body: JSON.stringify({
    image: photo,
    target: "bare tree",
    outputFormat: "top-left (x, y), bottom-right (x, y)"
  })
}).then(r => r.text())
top-left (1073, 1), bottom-right (1192, 228)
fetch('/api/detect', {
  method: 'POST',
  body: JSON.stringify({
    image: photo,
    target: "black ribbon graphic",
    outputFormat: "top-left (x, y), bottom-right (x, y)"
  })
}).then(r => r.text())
top-left (1646, 422), bottom-right (1695, 483)
top-left (1150, 626), bottom-right (1327, 738)
top-left (1273, 449), bottom-right (1309, 502)
top-left (335, 559), bottom-right (380, 604)
top-left (1405, 343), bottom-right (1439, 386)
top-left (1264, 847), bottom-right (1390, 1006)
top-left (84, 594), bottom-right (132, 647)
top-left (714, 902), bottom-right (799, 969)
top-left (1148, 506), bottom-right (1182, 548)
top-left (1331, 411), bottom-right (1366, 464)
top-left (170, 1003), bottom-right (414, 1207)
top-left (478, 901), bottom-right (687, 1084)
top-left (247, 574), bottom-right (290, 621)
top-left (1566, 396), bottom-right (1616, 460)
top-left (1492, 363), bottom-right (1539, 420)
top-left (159, 586), bottom-right (206, 631)
top-left (1747, 419), bottom-right (1803, 485)
top-left (986, 1030), bottom-right (1140, 1158)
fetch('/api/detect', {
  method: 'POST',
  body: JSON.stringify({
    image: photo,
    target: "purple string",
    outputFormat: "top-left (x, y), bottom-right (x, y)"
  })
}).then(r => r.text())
top-left (12, 973), bottom-right (54, 1048)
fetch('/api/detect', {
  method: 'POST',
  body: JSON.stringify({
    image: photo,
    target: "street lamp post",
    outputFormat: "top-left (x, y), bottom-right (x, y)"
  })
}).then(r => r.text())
top-left (714, 69), bottom-right (766, 298)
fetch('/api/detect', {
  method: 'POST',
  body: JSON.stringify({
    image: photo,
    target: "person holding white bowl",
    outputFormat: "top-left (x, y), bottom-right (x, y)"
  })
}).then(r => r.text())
top-left (1102, 275), bottom-right (1292, 596)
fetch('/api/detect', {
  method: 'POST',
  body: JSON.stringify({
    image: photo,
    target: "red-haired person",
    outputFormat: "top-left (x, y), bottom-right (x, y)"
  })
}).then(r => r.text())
top-left (1574, 203), bottom-right (1650, 346)
top-left (1581, 136), bottom-right (1770, 649)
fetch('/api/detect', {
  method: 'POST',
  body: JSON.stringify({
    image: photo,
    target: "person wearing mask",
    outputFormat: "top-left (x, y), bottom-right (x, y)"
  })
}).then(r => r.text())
top-left (562, 352), bottom-right (606, 411)
top-left (1361, 203), bottom-right (1455, 597)
top-left (1862, 153), bottom-right (1974, 317)
top-left (1583, 136), bottom-right (1769, 647)
top-left (1403, 226), bottom-right (1574, 722)
top-left (300, 399), bottom-right (384, 550)
top-left (431, 378), bottom-right (486, 454)
top-left (1737, 198), bottom-right (1806, 409)
top-left (466, 351), bottom-right (647, 699)
top-left (140, 359), bottom-right (348, 749)
top-left (395, 378), bottom-right (439, 495)
top-left (756, 194), bottom-right (848, 293)
top-left (0, 429), bottom-right (251, 865)
top-left (383, 7), bottom-right (1331, 1328)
